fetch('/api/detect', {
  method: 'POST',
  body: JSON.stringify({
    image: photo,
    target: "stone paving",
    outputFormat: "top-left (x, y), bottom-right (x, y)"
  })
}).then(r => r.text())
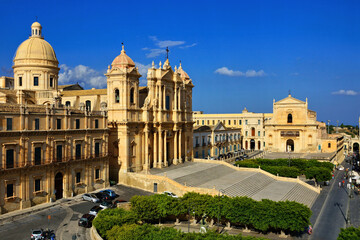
top-left (263, 152), bottom-right (335, 160)
top-left (151, 161), bottom-right (319, 207)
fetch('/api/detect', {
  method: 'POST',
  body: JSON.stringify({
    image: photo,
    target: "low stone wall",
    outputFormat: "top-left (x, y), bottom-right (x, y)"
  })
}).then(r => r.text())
top-left (90, 226), bottom-right (103, 240)
top-left (193, 158), bottom-right (321, 194)
top-left (118, 172), bottom-right (219, 197)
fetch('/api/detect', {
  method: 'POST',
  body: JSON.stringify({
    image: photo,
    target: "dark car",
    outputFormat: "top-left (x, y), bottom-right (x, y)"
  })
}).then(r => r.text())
top-left (100, 200), bottom-right (113, 209)
top-left (95, 192), bottom-right (111, 201)
top-left (78, 214), bottom-right (95, 228)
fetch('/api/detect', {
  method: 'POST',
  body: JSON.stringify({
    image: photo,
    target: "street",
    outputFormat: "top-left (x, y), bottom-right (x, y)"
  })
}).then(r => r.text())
top-left (310, 157), bottom-right (359, 240)
top-left (0, 185), bottom-right (152, 240)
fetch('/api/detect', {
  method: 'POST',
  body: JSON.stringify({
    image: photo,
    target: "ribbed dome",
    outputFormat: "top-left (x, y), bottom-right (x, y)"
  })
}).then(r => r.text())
top-left (14, 37), bottom-right (58, 63)
top-left (13, 22), bottom-right (58, 67)
top-left (111, 45), bottom-right (135, 69)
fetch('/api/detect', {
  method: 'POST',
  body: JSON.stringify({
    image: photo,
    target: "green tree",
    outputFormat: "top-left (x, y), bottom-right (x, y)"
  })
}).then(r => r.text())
top-left (338, 226), bottom-right (360, 240)
top-left (93, 208), bottom-right (137, 237)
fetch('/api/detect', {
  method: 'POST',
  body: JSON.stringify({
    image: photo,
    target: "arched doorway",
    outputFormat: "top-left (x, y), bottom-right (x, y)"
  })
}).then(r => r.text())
top-left (245, 141), bottom-right (248, 150)
top-left (258, 141), bottom-right (261, 150)
top-left (54, 172), bottom-right (63, 200)
top-left (250, 139), bottom-right (255, 150)
top-left (354, 143), bottom-right (359, 153)
top-left (286, 139), bottom-right (294, 152)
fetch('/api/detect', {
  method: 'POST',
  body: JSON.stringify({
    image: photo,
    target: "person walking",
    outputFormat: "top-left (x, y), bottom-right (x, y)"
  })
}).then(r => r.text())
top-left (339, 181), bottom-right (342, 188)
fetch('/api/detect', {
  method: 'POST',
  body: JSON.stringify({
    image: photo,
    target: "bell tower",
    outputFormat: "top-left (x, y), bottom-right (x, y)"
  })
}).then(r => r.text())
top-left (106, 45), bottom-right (141, 176)
top-left (106, 45), bottom-right (141, 122)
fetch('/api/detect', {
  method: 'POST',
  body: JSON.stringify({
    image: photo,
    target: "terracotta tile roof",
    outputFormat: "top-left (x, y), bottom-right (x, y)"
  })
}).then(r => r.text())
top-left (61, 89), bottom-right (107, 97)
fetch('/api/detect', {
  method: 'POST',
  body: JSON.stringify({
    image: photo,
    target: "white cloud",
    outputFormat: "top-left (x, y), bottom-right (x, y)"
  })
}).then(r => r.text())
top-left (179, 43), bottom-right (197, 49)
top-left (143, 36), bottom-right (197, 58)
top-left (149, 36), bottom-right (185, 48)
top-left (59, 64), bottom-right (106, 89)
top-left (214, 67), bottom-right (266, 77)
top-left (332, 90), bottom-right (358, 96)
top-left (145, 49), bottom-right (167, 58)
top-left (135, 62), bottom-right (151, 85)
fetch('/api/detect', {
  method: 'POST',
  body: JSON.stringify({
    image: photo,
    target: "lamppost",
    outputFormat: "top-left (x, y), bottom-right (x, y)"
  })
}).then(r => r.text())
top-left (188, 203), bottom-right (195, 233)
top-left (327, 120), bottom-right (331, 134)
top-left (217, 189), bottom-right (225, 232)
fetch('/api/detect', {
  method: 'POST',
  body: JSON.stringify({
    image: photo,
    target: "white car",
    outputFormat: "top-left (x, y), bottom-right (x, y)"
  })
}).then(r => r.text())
top-left (163, 191), bottom-right (178, 198)
top-left (31, 229), bottom-right (43, 240)
top-left (82, 193), bottom-right (100, 203)
top-left (89, 206), bottom-right (103, 216)
top-left (338, 165), bottom-right (344, 171)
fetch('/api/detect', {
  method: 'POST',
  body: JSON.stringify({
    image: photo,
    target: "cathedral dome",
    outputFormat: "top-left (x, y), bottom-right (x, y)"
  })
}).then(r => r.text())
top-left (111, 45), bottom-right (135, 69)
top-left (13, 22), bottom-right (58, 67)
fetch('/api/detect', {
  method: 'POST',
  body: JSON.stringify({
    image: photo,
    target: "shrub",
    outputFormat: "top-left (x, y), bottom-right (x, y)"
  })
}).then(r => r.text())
top-left (337, 226), bottom-right (360, 240)
top-left (93, 208), bottom-right (137, 237)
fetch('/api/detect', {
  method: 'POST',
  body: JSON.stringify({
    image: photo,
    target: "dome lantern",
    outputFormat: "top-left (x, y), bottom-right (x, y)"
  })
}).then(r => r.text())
top-left (31, 22), bottom-right (42, 38)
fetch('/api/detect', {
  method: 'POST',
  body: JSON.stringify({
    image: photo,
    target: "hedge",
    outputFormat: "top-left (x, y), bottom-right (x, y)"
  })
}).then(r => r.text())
top-left (337, 226), bottom-right (360, 240)
top-left (235, 159), bottom-right (333, 181)
top-left (130, 192), bottom-right (311, 234)
top-left (106, 223), bottom-right (267, 240)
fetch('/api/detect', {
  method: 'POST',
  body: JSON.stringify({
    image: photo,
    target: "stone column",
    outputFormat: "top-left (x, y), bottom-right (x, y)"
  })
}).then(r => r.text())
top-left (153, 131), bottom-right (158, 168)
top-left (143, 128), bottom-right (149, 171)
top-left (162, 86), bottom-right (165, 110)
top-left (159, 129), bottom-right (163, 168)
top-left (179, 130), bottom-right (182, 163)
top-left (184, 131), bottom-right (188, 161)
top-left (173, 130), bottom-right (178, 165)
top-left (164, 130), bottom-right (168, 167)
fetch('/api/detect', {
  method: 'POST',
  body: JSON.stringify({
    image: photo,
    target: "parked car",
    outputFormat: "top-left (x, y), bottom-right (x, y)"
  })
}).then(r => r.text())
top-left (95, 192), bottom-right (111, 201)
top-left (338, 165), bottom-right (344, 171)
top-left (163, 191), bottom-right (178, 198)
top-left (100, 200), bottom-right (113, 209)
top-left (89, 206), bottom-right (103, 216)
top-left (31, 229), bottom-right (43, 240)
top-left (82, 193), bottom-right (100, 203)
top-left (100, 189), bottom-right (116, 198)
top-left (78, 214), bottom-right (95, 228)
top-left (243, 154), bottom-right (249, 158)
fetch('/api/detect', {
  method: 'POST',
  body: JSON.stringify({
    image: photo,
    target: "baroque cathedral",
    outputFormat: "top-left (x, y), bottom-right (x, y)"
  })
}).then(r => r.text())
top-left (0, 21), bottom-right (194, 213)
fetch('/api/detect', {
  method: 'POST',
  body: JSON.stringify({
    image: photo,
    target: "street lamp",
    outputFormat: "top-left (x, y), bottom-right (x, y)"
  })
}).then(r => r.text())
top-left (327, 120), bottom-right (331, 134)
top-left (217, 189), bottom-right (225, 232)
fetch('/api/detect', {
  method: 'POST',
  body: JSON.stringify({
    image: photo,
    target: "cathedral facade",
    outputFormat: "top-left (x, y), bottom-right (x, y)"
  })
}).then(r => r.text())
top-left (0, 21), bottom-right (194, 213)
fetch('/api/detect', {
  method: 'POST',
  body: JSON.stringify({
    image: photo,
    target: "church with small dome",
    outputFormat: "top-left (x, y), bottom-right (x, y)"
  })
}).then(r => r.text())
top-left (0, 21), bottom-right (194, 214)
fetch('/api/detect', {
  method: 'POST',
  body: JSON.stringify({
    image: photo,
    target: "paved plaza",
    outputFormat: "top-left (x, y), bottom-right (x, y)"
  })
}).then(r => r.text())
top-left (263, 152), bottom-right (335, 160)
top-left (150, 161), bottom-right (319, 207)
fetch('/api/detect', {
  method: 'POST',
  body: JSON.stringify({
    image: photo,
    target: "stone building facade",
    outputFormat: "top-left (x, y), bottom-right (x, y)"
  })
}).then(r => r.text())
top-left (0, 22), bottom-right (110, 214)
top-left (193, 122), bottom-right (242, 159)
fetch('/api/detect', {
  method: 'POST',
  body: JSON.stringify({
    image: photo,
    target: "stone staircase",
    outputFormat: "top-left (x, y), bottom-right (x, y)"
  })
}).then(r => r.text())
top-left (224, 172), bottom-right (275, 197)
top-left (281, 183), bottom-right (319, 207)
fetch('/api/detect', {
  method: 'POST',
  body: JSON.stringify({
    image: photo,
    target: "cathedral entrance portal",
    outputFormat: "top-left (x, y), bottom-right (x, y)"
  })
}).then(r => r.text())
top-left (354, 143), bottom-right (359, 153)
top-left (250, 139), bottom-right (255, 150)
top-left (286, 139), bottom-right (294, 152)
top-left (54, 172), bottom-right (63, 200)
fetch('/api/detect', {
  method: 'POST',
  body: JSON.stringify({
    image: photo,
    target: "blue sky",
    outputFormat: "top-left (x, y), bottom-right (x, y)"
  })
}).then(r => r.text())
top-left (1, 0), bottom-right (360, 125)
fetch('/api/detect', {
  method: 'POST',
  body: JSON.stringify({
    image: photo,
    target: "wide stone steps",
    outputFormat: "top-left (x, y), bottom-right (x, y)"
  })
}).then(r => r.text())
top-left (173, 165), bottom-right (236, 187)
top-left (224, 173), bottom-right (275, 197)
top-left (281, 183), bottom-right (319, 207)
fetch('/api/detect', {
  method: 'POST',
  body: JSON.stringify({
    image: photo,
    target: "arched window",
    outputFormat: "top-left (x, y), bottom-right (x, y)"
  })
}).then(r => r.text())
top-left (35, 29), bottom-right (38, 35)
top-left (328, 143), bottom-right (331, 148)
top-left (65, 101), bottom-right (71, 107)
top-left (85, 100), bottom-right (91, 111)
top-left (130, 88), bottom-right (134, 104)
top-left (165, 95), bottom-right (170, 110)
top-left (287, 114), bottom-right (293, 123)
top-left (115, 89), bottom-right (120, 103)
